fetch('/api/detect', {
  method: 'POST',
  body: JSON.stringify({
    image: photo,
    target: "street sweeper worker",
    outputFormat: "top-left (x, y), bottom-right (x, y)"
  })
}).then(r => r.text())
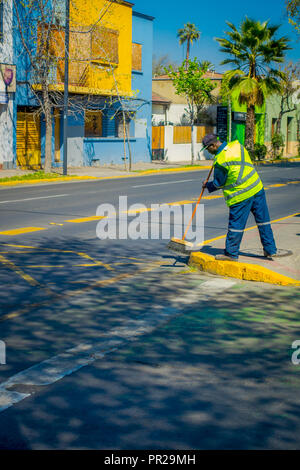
top-left (201, 134), bottom-right (278, 261)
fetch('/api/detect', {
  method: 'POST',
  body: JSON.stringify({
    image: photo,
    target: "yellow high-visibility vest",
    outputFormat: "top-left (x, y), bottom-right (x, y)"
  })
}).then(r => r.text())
top-left (214, 141), bottom-right (263, 206)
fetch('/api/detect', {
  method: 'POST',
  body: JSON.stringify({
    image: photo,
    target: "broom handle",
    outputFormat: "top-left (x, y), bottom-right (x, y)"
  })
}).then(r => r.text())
top-left (182, 163), bottom-right (214, 241)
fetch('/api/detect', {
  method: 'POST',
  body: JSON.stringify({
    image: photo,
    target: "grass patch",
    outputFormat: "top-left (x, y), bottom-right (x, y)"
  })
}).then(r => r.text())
top-left (0, 171), bottom-right (67, 183)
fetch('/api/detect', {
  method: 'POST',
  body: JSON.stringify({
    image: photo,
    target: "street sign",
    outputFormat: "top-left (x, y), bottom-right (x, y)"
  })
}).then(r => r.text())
top-left (0, 63), bottom-right (16, 93)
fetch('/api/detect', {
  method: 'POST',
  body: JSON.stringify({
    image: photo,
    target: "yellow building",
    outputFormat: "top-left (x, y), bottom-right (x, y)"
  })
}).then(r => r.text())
top-left (48, 0), bottom-right (135, 97)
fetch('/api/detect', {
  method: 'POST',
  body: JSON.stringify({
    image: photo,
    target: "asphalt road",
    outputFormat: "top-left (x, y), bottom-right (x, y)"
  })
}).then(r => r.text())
top-left (0, 163), bottom-right (299, 449)
top-left (0, 163), bottom-right (300, 235)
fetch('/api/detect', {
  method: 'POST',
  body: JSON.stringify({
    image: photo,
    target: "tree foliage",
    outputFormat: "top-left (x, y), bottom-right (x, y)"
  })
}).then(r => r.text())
top-left (216, 17), bottom-right (291, 151)
top-left (165, 59), bottom-right (216, 163)
top-left (275, 61), bottom-right (300, 133)
top-left (177, 23), bottom-right (200, 69)
top-left (286, 0), bottom-right (300, 35)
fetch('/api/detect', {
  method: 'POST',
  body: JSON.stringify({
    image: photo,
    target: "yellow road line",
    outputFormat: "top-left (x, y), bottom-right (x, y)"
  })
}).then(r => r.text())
top-left (0, 262), bottom-right (159, 322)
top-left (14, 263), bottom-right (102, 268)
top-left (0, 227), bottom-right (46, 236)
top-left (0, 243), bottom-right (37, 249)
top-left (0, 253), bottom-right (60, 298)
top-left (1, 181), bottom-right (298, 234)
top-left (0, 243), bottom-right (114, 272)
top-left (202, 195), bottom-right (223, 200)
top-left (76, 251), bottom-right (114, 271)
top-left (64, 216), bottom-right (106, 223)
top-left (0, 253), bottom-right (40, 287)
top-left (198, 211), bottom-right (300, 247)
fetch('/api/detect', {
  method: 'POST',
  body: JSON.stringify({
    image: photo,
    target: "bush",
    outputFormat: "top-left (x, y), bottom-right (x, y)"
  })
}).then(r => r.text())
top-left (253, 143), bottom-right (267, 160)
top-left (271, 133), bottom-right (285, 159)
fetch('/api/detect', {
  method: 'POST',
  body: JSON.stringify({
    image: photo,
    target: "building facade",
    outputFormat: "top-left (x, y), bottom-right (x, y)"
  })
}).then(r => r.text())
top-left (152, 72), bottom-right (223, 126)
top-left (265, 90), bottom-right (299, 157)
top-left (217, 88), bottom-right (299, 157)
top-left (0, 0), bottom-right (16, 169)
top-left (9, 0), bottom-right (154, 170)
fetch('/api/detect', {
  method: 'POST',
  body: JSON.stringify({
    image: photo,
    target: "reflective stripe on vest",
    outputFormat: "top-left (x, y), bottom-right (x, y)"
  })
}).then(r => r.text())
top-left (214, 141), bottom-right (263, 206)
top-left (224, 174), bottom-right (261, 201)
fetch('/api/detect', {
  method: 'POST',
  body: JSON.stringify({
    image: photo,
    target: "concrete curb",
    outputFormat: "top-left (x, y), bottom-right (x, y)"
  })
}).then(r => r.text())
top-left (254, 157), bottom-right (300, 165)
top-left (0, 166), bottom-right (211, 187)
top-left (189, 252), bottom-right (300, 286)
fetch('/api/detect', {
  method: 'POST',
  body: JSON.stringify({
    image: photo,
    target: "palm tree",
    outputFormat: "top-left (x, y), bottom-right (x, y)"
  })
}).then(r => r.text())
top-left (216, 18), bottom-right (291, 151)
top-left (200, 60), bottom-right (215, 72)
top-left (177, 23), bottom-right (200, 70)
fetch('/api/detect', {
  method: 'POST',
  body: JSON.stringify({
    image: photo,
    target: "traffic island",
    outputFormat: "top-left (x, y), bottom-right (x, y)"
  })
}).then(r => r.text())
top-left (189, 214), bottom-right (300, 286)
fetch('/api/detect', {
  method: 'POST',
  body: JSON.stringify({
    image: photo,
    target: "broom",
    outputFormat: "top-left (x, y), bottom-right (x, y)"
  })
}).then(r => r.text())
top-left (167, 163), bottom-right (214, 254)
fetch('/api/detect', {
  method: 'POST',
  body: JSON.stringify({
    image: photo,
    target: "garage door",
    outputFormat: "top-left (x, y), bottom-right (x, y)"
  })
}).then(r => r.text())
top-left (16, 112), bottom-right (41, 169)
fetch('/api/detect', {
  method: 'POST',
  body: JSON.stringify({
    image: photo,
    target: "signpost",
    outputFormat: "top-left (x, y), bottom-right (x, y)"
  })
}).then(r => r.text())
top-left (63, 0), bottom-right (70, 176)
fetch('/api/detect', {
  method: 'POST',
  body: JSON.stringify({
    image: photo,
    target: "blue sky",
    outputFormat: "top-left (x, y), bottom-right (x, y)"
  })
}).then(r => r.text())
top-left (133, 0), bottom-right (300, 72)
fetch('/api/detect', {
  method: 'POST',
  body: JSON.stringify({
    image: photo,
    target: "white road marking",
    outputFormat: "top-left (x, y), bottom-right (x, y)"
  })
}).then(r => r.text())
top-left (0, 276), bottom-right (237, 412)
top-left (132, 179), bottom-right (197, 188)
top-left (0, 194), bottom-right (70, 204)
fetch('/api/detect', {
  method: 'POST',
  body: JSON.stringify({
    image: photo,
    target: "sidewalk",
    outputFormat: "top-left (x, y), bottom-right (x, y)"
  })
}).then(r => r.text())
top-left (190, 213), bottom-right (300, 286)
top-left (1, 157), bottom-right (299, 187)
top-left (0, 160), bottom-right (212, 181)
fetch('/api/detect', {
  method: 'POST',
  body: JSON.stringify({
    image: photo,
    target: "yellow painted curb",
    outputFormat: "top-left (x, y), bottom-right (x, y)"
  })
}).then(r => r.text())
top-left (255, 157), bottom-right (300, 165)
top-left (189, 252), bottom-right (300, 286)
top-left (0, 166), bottom-right (211, 187)
top-left (0, 176), bottom-right (100, 187)
top-left (135, 166), bottom-right (211, 175)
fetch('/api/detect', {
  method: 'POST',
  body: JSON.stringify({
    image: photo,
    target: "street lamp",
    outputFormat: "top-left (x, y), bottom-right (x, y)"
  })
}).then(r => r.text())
top-left (63, 0), bottom-right (70, 175)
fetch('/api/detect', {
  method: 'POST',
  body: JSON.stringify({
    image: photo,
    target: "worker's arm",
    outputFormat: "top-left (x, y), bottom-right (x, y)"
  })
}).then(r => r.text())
top-left (203, 164), bottom-right (228, 193)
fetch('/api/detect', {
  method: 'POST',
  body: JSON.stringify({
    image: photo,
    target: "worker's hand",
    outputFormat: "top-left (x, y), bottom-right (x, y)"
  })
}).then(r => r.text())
top-left (202, 181), bottom-right (207, 189)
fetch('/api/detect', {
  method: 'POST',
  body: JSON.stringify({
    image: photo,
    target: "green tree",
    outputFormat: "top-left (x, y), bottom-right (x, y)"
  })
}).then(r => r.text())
top-left (216, 18), bottom-right (291, 152)
top-left (165, 59), bottom-right (216, 164)
top-left (177, 23), bottom-right (200, 70)
top-left (200, 60), bottom-right (215, 72)
top-left (275, 61), bottom-right (300, 133)
top-left (286, 0), bottom-right (300, 35)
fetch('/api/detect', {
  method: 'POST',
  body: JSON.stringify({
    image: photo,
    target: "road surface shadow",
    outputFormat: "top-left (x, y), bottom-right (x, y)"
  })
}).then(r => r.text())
top-left (0, 284), bottom-right (300, 449)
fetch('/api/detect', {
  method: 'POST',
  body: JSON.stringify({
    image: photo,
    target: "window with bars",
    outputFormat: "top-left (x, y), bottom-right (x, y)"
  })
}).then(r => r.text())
top-left (132, 43), bottom-right (142, 71)
top-left (85, 110), bottom-right (103, 138)
top-left (91, 26), bottom-right (119, 64)
top-left (45, 23), bottom-right (119, 85)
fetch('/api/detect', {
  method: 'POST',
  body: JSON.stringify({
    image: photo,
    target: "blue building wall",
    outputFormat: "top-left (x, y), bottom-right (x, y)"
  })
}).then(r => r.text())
top-left (131, 11), bottom-right (154, 163)
top-left (82, 11), bottom-right (154, 166)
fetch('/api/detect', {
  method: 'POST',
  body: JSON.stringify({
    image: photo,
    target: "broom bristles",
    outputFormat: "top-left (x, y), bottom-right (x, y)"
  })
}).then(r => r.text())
top-left (167, 237), bottom-right (195, 254)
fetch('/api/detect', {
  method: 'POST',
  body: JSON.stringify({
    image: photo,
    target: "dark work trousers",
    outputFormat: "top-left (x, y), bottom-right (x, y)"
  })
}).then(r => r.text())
top-left (225, 188), bottom-right (277, 259)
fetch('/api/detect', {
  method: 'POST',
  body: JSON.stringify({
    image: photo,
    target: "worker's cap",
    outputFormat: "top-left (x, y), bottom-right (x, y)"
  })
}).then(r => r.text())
top-left (202, 134), bottom-right (219, 149)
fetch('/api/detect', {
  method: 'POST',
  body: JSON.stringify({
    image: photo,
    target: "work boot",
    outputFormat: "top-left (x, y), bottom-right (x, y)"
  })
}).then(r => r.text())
top-left (215, 254), bottom-right (238, 262)
top-left (263, 250), bottom-right (278, 259)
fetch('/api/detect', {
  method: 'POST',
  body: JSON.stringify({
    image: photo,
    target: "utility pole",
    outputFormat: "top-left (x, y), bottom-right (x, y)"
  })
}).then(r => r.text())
top-left (63, 0), bottom-right (70, 175)
top-left (227, 98), bottom-right (232, 142)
